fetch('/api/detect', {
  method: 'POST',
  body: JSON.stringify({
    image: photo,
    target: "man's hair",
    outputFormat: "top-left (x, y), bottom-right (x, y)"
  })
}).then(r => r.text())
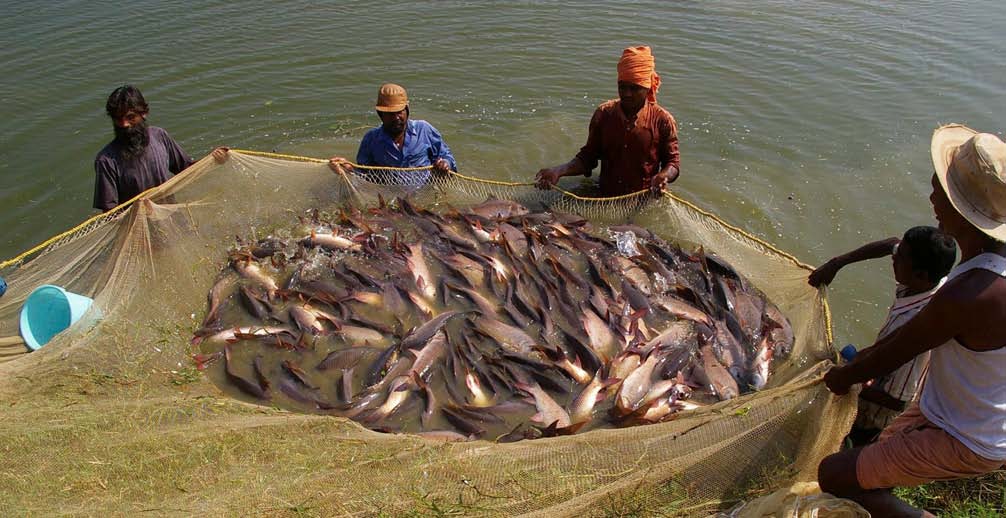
top-left (105, 85), bottom-right (148, 119)
top-left (902, 226), bottom-right (957, 282)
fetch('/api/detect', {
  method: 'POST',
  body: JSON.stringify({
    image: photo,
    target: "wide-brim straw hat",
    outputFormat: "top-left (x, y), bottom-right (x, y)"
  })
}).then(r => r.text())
top-left (375, 83), bottom-right (408, 112)
top-left (931, 123), bottom-right (1006, 241)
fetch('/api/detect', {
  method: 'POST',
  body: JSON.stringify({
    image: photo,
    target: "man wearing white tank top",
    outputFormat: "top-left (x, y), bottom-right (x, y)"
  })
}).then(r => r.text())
top-left (818, 124), bottom-right (1006, 518)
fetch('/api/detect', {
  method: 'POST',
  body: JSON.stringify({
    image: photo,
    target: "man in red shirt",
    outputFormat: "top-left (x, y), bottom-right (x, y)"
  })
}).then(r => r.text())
top-left (536, 46), bottom-right (680, 196)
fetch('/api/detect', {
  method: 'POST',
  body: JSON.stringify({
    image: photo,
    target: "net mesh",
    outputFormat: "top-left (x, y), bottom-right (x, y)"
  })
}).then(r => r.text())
top-left (0, 151), bottom-right (854, 517)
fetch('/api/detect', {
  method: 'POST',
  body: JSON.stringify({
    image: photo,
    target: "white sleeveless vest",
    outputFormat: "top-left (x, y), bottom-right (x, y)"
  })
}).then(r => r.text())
top-left (919, 253), bottom-right (1006, 460)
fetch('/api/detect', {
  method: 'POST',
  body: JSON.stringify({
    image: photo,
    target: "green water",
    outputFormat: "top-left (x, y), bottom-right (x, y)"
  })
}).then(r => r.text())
top-left (2, 0), bottom-right (1005, 347)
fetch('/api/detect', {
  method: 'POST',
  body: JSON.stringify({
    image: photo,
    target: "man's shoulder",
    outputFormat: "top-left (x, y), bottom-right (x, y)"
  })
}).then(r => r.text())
top-left (95, 139), bottom-right (121, 166)
top-left (361, 125), bottom-right (383, 140)
top-left (410, 119), bottom-right (438, 131)
top-left (147, 125), bottom-right (172, 140)
top-left (596, 99), bottom-right (620, 113)
top-left (647, 103), bottom-right (676, 123)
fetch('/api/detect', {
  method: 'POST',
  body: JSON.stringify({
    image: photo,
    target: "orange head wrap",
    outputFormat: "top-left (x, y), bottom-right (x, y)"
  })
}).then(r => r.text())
top-left (616, 46), bottom-right (661, 103)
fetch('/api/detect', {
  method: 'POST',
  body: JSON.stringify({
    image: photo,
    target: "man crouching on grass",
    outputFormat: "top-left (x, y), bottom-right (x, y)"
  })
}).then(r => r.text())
top-left (818, 124), bottom-right (1006, 517)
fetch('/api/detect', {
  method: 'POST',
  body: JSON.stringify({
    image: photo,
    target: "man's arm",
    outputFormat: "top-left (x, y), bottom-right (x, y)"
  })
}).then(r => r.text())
top-left (427, 124), bottom-right (457, 173)
top-left (808, 237), bottom-right (899, 286)
top-left (160, 130), bottom-right (194, 174)
top-left (650, 111), bottom-right (680, 192)
top-left (93, 157), bottom-right (119, 212)
top-left (535, 157), bottom-right (589, 189)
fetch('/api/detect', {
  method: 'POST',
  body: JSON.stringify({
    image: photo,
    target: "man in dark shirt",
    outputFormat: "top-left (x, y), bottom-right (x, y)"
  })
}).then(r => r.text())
top-left (93, 85), bottom-right (228, 212)
top-left (536, 46), bottom-right (680, 196)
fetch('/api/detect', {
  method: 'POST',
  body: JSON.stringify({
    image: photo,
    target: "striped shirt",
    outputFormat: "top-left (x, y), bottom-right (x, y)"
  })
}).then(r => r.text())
top-left (855, 277), bottom-right (946, 431)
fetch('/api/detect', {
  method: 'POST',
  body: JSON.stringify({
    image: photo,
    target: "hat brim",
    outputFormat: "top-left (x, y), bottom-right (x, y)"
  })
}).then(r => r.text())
top-left (376, 104), bottom-right (407, 113)
top-left (930, 124), bottom-right (1006, 241)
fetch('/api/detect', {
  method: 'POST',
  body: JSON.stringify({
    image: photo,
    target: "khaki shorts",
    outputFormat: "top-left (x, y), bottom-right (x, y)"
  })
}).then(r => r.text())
top-left (856, 403), bottom-right (1004, 489)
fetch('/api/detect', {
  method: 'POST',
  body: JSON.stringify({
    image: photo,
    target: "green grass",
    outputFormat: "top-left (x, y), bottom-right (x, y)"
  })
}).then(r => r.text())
top-left (894, 471), bottom-right (1004, 517)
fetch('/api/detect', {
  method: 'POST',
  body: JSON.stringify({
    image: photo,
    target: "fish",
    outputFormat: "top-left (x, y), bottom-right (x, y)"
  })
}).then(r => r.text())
top-left (203, 197), bottom-right (795, 441)
top-left (580, 305), bottom-right (620, 362)
top-left (615, 350), bottom-right (662, 414)
top-left (466, 198), bottom-right (530, 219)
top-left (223, 345), bottom-right (269, 399)
top-left (413, 373), bottom-right (438, 428)
top-left (281, 359), bottom-right (317, 389)
top-left (569, 370), bottom-right (616, 425)
top-left (650, 294), bottom-right (713, 326)
top-left (407, 329), bottom-right (448, 380)
top-left (202, 325), bottom-right (293, 344)
top-left (300, 230), bottom-right (363, 253)
top-left (697, 340), bottom-right (740, 401)
top-left (405, 242), bottom-right (437, 300)
top-left (239, 285), bottom-right (274, 322)
top-left (365, 375), bottom-right (413, 422)
top-left (203, 273), bottom-right (237, 327)
top-left (609, 255), bottom-right (652, 295)
top-left (473, 315), bottom-right (540, 358)
top-left (465, 370), bottom-right (495, 407)
top-left (749, 334), bottom-right (774, 390)
top-left (517, 382), bottom-right (571, 429)
top-left (249, 237), bottom-right (287, 258)
top-left (289, 305), bottom-right (327, 334)
top-left (438, 252), bottom-right (486, 289)
top-left (336, 324), bottom-right (388, 346)
top-left (231, 258), bottom-right (279, 297)
top-left (445, 282), bottom-right (498, 317)
top-left (401, 310), bottom-right (465, 351)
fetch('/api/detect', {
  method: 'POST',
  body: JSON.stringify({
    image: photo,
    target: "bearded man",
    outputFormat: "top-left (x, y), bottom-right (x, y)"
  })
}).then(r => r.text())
top-left (536, 46), bottom-right (680, 196)
top-left (93, 85), bottom-right (226, 212)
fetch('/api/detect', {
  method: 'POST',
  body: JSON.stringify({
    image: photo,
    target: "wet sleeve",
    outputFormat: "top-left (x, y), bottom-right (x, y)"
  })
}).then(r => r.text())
top-left (427, 124), bottom-right (457, 172)
top-left (93, 156), bottom-right (119, 211)
top-left (356, 132), bottom-right (374, 166)
top-left (574, 107), bottom-right (605, 177)
top-left (161, 130), bottom-right (194, 174)
top-left (659, 111), bottom-right (680, 173)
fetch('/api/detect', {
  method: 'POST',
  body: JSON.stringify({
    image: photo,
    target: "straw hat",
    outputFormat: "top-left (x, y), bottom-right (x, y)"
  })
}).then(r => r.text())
top-left (375, 83), bottom-right (408, 112)
top-left (931, 124), bottom-right (1006, 241)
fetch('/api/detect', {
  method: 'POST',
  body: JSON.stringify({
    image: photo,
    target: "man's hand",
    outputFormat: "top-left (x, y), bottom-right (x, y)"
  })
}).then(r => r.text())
top-left (649, 172), bottom-right (669, 194)
top-left (535, 168), bottom-right (561, 190)
top-left (211, 147), bottom-right (230, 164)
top-left (328, 156), bottom-right (350, 174)
top-left (808, 258), bottom-right (842, 287)
top-left (432, 158), bottom-right (451, 175)
top-left (824, 365), bottom-right (853, 395)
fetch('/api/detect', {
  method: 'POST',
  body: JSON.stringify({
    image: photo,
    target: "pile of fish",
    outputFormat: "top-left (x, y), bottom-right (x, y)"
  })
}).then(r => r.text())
top-left (193, 197), bottom-right (793, 442)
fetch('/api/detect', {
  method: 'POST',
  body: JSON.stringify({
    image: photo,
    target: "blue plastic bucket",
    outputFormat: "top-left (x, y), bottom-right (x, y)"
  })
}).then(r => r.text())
top-left (19, 285), bottom-right (96, 351)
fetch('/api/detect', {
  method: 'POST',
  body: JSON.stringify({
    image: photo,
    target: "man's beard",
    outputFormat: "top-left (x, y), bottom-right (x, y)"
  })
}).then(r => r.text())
top-left (114, 121), bottom-right (150, 160)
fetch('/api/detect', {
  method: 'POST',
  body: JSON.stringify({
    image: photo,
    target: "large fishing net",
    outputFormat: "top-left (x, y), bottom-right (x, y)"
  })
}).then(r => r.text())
top-left (0, 151), bottom-right (854, 517)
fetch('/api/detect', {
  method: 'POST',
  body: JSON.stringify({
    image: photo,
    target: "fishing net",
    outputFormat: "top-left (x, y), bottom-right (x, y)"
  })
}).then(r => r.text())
top-left (0, 151), bottom-right (855, 517)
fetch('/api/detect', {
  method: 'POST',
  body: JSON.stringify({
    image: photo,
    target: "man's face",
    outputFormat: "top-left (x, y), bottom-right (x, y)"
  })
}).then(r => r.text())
top-left (378, 108), bottom-right (408, 136)
top-left (929, 173), bottom-right (963, 236)
top-left (111, 109), bottom-right (150, 158)
top-left (112, 110), bottom-right (146, 129)
top-left (618, 81), bottom-right (649, 114)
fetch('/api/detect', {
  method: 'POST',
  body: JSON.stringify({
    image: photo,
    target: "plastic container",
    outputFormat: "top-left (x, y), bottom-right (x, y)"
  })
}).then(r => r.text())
top-left (19, 285), bottom-right (97, 351)
top-left (839, 344), bottom-right (858, 363)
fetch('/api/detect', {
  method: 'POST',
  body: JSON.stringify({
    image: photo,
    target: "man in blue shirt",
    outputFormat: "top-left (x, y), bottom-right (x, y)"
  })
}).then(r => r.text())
top-left (329, 83), bottom-right (457, 187)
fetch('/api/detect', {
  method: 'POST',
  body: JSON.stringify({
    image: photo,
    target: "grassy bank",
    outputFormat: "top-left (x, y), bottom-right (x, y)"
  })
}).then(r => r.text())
top-left (895, 471), bottom-right (1004, 517)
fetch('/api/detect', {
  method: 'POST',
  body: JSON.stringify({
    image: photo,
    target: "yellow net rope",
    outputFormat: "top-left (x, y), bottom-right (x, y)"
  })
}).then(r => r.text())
top-left (0, 151), bottom-right (852, 517)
